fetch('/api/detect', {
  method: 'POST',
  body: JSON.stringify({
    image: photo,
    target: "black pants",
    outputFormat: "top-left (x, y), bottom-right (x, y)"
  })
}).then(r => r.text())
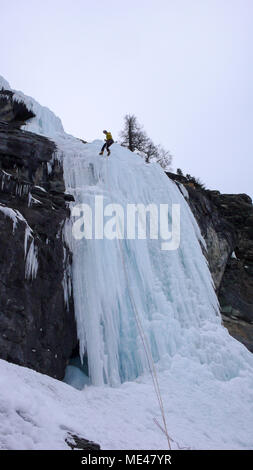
top-left (101, 139), bottom-right (114, 153)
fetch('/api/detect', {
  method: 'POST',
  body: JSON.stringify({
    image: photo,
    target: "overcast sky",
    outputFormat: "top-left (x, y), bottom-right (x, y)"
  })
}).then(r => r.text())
top-left (1, 0), bottom-right (252, 197)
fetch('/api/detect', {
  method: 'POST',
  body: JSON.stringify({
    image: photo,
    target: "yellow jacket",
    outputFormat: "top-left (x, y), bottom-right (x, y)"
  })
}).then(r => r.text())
top-left (106, 132), bottom-right (113, 141)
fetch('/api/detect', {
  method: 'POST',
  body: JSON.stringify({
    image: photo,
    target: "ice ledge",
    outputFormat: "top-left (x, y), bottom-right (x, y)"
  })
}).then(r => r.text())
top-left (0, 75), bottom-right (64, 138)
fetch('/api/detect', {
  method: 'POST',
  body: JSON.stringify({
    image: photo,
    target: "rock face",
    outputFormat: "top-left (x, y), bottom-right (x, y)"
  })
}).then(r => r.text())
top-left (0, 94), bottom-right (77, 379)
top-left (167, 172), bottom-right (253, 352)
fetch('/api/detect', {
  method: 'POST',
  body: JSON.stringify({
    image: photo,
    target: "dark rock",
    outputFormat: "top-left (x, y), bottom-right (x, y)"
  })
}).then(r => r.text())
top-left (64, 193), bottom-right (75, 202)
top-left (221, 315), bottom-right (253, 353)
top-left (0, 118), bottom-right (78, 380)
top-left (219, 259), bottom-right (253, 324)
top-left (167, 172), bottom-right (253, 353)
top-left (65, 433), bottom-right (100, 451)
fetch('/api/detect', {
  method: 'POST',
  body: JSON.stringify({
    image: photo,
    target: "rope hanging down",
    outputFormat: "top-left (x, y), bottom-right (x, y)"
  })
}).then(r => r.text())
top-left (103, 155), bottom-right (171, 450)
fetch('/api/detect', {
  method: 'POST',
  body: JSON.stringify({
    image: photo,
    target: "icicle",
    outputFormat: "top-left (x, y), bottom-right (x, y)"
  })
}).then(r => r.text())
top-left (28, 192), bottom-right (32, 207)
top-left (61, 220), bottom-right (73, 311)
top-left (24, 225), bottom-right (33, 258)
top-left (25, 238), bottom-right (39, 280)
top-left (47, 161), bottom-right (52, 175)
top-left (178, 183), bottom-right (189, 199)
top-left (62, 247), bottom-right (72, 311)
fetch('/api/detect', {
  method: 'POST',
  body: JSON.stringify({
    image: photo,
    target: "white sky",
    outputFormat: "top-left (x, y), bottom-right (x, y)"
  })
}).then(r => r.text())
top-left (1, 0), bottom-right (252, 197)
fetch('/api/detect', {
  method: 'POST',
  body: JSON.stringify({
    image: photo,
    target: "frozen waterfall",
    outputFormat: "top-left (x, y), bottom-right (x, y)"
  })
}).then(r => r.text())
top-left (61, 139), bottom-right (249, 387)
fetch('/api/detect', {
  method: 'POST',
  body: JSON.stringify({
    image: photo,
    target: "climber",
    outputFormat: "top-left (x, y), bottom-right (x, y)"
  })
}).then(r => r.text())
top-left (99, 130), bottom-right (114, 156)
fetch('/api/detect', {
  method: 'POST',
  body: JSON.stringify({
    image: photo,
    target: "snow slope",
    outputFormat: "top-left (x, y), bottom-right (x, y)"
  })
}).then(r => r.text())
top-left (1, 77), bottom-right (253, 449)
top-left (1, 355), bottom-right (253, 450)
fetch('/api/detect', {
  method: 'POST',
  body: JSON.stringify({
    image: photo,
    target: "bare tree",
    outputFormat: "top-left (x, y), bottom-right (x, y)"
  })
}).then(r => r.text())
top-left (156, 146), bottom-right (173, 170)
top-left (143, 139), bottom-right (159, 163)
top-left (119, 114), bottom-right (146, 152)
top-left (119, 114), bottom-right (173, 170)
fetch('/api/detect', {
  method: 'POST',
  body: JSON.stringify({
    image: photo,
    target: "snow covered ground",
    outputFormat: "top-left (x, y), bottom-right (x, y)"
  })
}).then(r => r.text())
top-left (1, 76), bottom-right (253, 450)
top-left (1, 356), bottom-right (253, 450)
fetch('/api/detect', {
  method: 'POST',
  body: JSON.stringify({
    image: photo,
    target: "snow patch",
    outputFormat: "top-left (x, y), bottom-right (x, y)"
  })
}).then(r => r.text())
top-left (34, 185), bottom-right (47, 193)
top-left (28, 192), bottom-right (42, 207)
top-left (0, 75), bottom-right (11, 91)
top-left (0, 204), bottom-right (20, 233)
top-left (178, 182), bottom-right (189, 199)
top-left (0, 358), bottom-right (253, 450)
